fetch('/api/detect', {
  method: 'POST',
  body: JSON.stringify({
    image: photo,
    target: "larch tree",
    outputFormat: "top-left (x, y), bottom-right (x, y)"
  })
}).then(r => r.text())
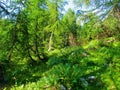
top-left (45, 0), bottom-right (66, 51)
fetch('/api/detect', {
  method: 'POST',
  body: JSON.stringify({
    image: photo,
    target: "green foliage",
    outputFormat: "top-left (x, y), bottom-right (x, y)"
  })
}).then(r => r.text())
top-left (0, 0), bottom-right (120, 90)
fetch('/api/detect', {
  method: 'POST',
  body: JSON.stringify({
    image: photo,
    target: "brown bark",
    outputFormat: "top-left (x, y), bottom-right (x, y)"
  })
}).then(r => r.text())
top-left (69, 33), bottom-right (76, 46)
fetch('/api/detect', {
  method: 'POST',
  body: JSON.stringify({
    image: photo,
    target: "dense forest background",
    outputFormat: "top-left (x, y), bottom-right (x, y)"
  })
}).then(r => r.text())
top-left (0, 0), bottom-right (120, 90)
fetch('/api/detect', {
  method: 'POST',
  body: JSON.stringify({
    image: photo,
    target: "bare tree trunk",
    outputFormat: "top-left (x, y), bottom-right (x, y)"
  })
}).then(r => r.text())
top-left (48, 31), bottom-right (54, 51)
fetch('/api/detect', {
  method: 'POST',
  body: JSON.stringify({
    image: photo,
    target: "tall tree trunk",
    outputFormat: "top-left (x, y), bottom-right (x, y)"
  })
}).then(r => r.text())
top-left (34, 19), bottom-right (41, 60)
top-left (48, 31), bottom-right (54, 51)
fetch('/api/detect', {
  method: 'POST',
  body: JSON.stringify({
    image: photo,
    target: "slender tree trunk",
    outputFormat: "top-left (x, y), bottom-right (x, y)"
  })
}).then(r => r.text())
top-left (48, 31), bottom-right (54, 51)
top-left (34, 19), bottom-right (41, 60)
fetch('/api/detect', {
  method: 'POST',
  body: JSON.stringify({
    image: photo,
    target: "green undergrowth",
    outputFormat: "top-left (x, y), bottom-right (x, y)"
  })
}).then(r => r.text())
top-left (3, 38), bottom-right (120, 90)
